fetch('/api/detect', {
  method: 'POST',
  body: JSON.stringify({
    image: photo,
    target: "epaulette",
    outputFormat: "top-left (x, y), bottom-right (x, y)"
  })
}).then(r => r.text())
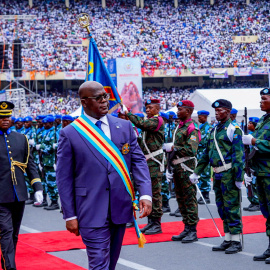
top-left (231, 122), bottom-right (239, 128)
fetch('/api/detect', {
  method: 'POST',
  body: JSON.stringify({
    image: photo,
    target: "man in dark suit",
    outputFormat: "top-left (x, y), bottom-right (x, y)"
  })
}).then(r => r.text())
top-left (0, 101), bottom-right (43, 270)
top-left (56, 81), bottom-right (152, 270)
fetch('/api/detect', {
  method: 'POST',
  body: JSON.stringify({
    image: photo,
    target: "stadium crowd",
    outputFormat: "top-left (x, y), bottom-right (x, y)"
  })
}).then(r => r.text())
top-left (0, 0), bottom-right (270, 72)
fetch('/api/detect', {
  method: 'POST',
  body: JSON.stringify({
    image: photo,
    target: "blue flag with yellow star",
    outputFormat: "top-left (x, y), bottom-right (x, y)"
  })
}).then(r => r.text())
top-left (86, 37), bottom-right (122, 111)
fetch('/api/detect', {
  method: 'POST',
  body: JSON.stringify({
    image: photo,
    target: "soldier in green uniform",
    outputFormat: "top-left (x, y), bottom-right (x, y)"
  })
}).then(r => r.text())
top-left (243, 88), bottom-right (270, 263)
top-left (23, 116), bottom-right (37, 204)
top-left (192, 99), bottom-right (244, 254)
top-left (33, 115), bottom-right (48, 207)
top-left (197, 110), bottom-right (212, 204)
top-left (123, 99), bottom-right (165, 235)
top-left (36, 116), bottom-right (59, 210)
top-left (167, 100), bottom-right (200, 243)
top-left (15, 117), bottom-right (25, 134)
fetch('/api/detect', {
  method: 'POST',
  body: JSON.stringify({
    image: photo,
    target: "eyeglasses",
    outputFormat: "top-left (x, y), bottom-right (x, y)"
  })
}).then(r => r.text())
top-left (82, 93), bottom-right (110, 103)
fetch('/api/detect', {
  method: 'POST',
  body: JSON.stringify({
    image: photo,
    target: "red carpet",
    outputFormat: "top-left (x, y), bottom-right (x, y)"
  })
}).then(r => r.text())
top-left (19, 215), bottom-right (266, 252)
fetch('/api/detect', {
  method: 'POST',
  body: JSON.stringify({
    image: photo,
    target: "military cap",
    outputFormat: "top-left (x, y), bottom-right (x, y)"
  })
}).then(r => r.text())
top-left (177, 100), bottom-right (195, 108)
top-left (0, 101), bottom-right (14, 118)
top-left (36, 115), bottom-right (46, 120)
top-left (23, 116), bottom-right (33, 122)
top-left (211, 99), bottom-right (232, 110)
top-left (134, 113), bottom-right (145, 118)
top-left (42, 116), bottom-right (55, 123)
top-left (167, 111), bottom-right (176, 116)
top-left (54, 114), bottom-right (62, 120)
top-left (145, 99), bottom-right (160, 106)
top-left (173, 115), bottom-right (178, 119)
top-left (197, 110), bottom-right (210, 116)
top-left (249, 117), bottom-right (259, 123)
top-left (62, 115), bottom-right (74, 121)
top-left (230, 108), bottom-right (238, 114)
top-left (15, 117), bottom-right (24, 123)
top-left (159, 112), bottom-right (169, 119)
top-left (260, 88), bottom-right (270, 96)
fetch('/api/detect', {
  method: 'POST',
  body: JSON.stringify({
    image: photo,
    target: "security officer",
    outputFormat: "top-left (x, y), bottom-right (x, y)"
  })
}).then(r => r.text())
top-left (243, 88), bottom-right (270, 263)
top-left (62, 115), bottom-right (74, 128)
top-left (197, 110), bottom-right (212, 204)
top-left (15, 117), bottom-right (25, 134)
top-left (33, 115), bottom-right (48, 207)
top-left (0, 101), bottom-right (43, 270)
top-left (36, 116), bottom-right (59, 210)
top-left (167, 100), bottom-right (200, 243)
top-left (192, 99), bottom-right (244, 254)
top-left (124, 99), bottom-right (165, 235)
top-left (243, 117), bottom-right (260, 212)
top-left (230, 108), bottom-right (238, 123)
top-left (55, 114), bottom-right (62, 137)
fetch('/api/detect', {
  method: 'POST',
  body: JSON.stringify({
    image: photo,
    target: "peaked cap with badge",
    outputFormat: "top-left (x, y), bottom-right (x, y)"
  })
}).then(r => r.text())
top-left (0, 101), bottom-right (14, 118)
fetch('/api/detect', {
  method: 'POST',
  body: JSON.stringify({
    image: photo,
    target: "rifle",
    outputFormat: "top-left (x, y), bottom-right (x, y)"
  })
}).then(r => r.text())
top-left (243, 107), bottom-right (254, 198)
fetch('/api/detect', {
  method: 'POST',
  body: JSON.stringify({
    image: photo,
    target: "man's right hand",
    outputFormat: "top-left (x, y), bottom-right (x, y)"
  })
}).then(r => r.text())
top-left (66, 219), bottom-right (80, 236)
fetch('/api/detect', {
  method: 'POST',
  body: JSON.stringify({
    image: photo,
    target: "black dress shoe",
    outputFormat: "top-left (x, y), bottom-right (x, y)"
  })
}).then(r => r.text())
top-left (181, 225), bottom-right (198, 243)
top-left (172, 225), bottom-right (190, 241)
top-left (243, 203), bottom-right (252, 211)
top-left (175, 208), bottom-right (182, 217)
top-left (44, 201), bottom-right (60, 210)
top-left (254, 248), bottom-right (270, 261)
top-left (212, 240), bottom-right (231, 251)
top-left (248, 204), bottom-right (260, 212)
top-left (162, 201), bottom-right (171, 213)
top-left (265, 257), bottom-right (270, 264)
top-left (225, 241), bottom-right (242, 254)
top-left (197, 197), bottom-right (204, 204)
top-left (144, 218), bottom-right (162, 235)
top-left (126, 222), bottom-right (135, 228)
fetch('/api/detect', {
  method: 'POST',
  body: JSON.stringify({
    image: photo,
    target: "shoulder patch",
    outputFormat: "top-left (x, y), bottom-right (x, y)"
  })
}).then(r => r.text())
top-left (233, 134), bottom-right (238, 139)
top-left (190, 135), bottom-right (197, 141)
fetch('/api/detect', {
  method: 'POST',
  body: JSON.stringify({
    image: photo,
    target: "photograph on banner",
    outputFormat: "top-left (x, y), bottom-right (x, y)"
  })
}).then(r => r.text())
top-left (116, 58), bottom-right (143, 113)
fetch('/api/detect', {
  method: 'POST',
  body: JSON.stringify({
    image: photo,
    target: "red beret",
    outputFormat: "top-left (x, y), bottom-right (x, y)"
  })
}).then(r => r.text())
top-left (177, 100), bottom-right (194, 108)
top-left (145, 99), bottom-right (160, 106)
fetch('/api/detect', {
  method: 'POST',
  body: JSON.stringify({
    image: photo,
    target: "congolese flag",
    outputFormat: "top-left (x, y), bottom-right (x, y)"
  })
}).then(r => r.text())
top-left (86, 36), bottom-right (122, 112)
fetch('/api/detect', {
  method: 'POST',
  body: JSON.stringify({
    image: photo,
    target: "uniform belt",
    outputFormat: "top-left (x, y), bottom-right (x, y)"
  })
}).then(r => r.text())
top-left (213, 163), bottom-right (232, 173)
top-left (145, 149), bottom-right (163, 161)
top-left (172, 156), bottom-right (195, 165)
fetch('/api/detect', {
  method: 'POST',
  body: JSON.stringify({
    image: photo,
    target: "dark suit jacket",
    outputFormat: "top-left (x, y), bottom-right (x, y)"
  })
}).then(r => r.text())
top-left (0, 129), bottom-right (42, 203)
top-left (56, 114), bottom-right (152, 228)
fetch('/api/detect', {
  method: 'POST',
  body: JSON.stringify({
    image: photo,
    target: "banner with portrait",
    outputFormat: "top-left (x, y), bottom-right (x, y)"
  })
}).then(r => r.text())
top-left (116, 58), bottom-right (143, 113)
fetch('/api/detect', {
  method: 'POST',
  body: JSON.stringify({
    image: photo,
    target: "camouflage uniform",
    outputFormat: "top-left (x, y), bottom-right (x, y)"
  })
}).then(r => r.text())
top-left (250, 114), bottom-right (270, 236)
top-left (127, 113), bottom-right (164, 219)
top-left (197, 122), bottom-right (212, 193)
top-left (172, 119), bottom-right (200, 226)
top-left (16, 127), bottom-right (25, 134)
top-left (24, 126), bottom-right (37, 195)
top-left (40, 126), bottom-right (58, 201)
top-left (194, 119), bottom-right (244, 235)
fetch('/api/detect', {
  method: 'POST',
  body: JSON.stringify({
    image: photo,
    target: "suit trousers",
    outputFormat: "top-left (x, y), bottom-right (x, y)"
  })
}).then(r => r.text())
top-left (0, 201), bottom-right (25, 270)
top-left (79, 217), bottom-right (126, 270)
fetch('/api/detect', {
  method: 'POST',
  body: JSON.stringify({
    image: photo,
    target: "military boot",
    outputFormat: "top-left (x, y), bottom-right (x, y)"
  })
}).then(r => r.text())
top-left (140, 218), bottom-right (153, 233)
top-left (44, 200), bottom-right (60, 210)
top-left (212, 241), bottom-right (232, 251)
top-left (162, 200), bottom-right (171, 213)
top-left (198, 192), bottom-right (210, 204)
top-left (25, 193), bottom-right (35, 205)
top-left (144, 218), bottom-right (162, 235)
top-left (225, 241), bottom-right (242, 254)
top-left (171, 224), bottom-right (190, 241)
top-left (254, 237), bottom-right (270, 261)
top-left (182, 224), bottom-right (198, 243)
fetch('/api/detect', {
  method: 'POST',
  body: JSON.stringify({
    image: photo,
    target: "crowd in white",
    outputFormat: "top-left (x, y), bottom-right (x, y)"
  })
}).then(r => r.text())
top-left (0, 0), bottom-right (270, 72)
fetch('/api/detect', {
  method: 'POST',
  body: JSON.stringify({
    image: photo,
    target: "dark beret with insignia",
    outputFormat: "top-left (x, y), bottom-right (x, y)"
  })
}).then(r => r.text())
top-left (0, 101), bottom-right (14, 118)
top-left (211, 99), bottom-right (232, 110)
top-left (197, 110), bottom-right (209, 116)
top-left (260, 88), bottom-right (270, 96)
top-left (145, 99), bottom-right (160, 106)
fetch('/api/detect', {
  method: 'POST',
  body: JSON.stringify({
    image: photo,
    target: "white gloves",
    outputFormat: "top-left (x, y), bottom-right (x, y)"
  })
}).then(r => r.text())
top-left (28, 139), bottom-right (35, 146)
top-left (165, 170), bottom-right (173, 182)
top-left (244, 173), bottom-right (253, 187)
top-left (242, 134), bottom-right (254, 145)
top-left (34, 190), bottom-right (43, 206)
top-left (235, 181), bottom-right (242, 189)
top-left (36, 144), bottom-right (41, 150)
top-left (163, 143), bottom-right (173, 152)
top-left (53, 143), bottom-right (58, 149)
top-left (189, 173), bottom-right (200, 184)
top-left (53, 164), bottom-right (57, 171)
top-left (120, 104), bottom-right (128, 114)
top-left (38, 164), bottom-right (43, 172)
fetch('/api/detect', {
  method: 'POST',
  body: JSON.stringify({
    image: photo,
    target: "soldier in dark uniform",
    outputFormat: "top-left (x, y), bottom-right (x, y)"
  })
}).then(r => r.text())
top-left (0, 101), bottom-right (43, 270)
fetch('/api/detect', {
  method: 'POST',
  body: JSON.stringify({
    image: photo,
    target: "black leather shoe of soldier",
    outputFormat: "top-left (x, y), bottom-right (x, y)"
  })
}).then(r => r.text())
top-left (225, 241), bottom-right (242, 254)
top-left (140, 218), bottom-right (153, 233)
top-left (175, 208), bottom-right (182, 217)
top-left (172, 225), bottom-right (190, 241)
top-left (203, 192), bottom-right (210, 204)
top-left (212, 240), bottom-right (231, 251)
top-left (25, 193), bottom-right (35, 205)
top-left (126, 222), bottom-right (135, 228)
top-left (162, 201), bottom-right (171, 213)
top-left (182, 225), bottom-right (198, 243)
top-left (44, 201), bottom-right (60, 210)
top-left (248, 204), bottom-right (260, 212)
top-left (144, 218), bottom-right (162, 235)
top-left (253, 249), bottom-right (270, 261)
top-left (197, 196), bottom-right (204, 204)
top-left (265, 257), bottom-right (270, 264)
top-left (243, 203), bottom-right (252, 211)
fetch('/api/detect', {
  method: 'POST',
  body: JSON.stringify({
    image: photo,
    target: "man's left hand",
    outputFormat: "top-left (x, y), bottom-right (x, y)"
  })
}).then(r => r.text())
top-left (139, 199), bottom-right (152, 218)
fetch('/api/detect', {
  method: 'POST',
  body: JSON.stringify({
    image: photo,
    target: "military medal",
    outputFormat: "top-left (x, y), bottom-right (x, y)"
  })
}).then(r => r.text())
top-left (122, 143), bottom-right (130, 154)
